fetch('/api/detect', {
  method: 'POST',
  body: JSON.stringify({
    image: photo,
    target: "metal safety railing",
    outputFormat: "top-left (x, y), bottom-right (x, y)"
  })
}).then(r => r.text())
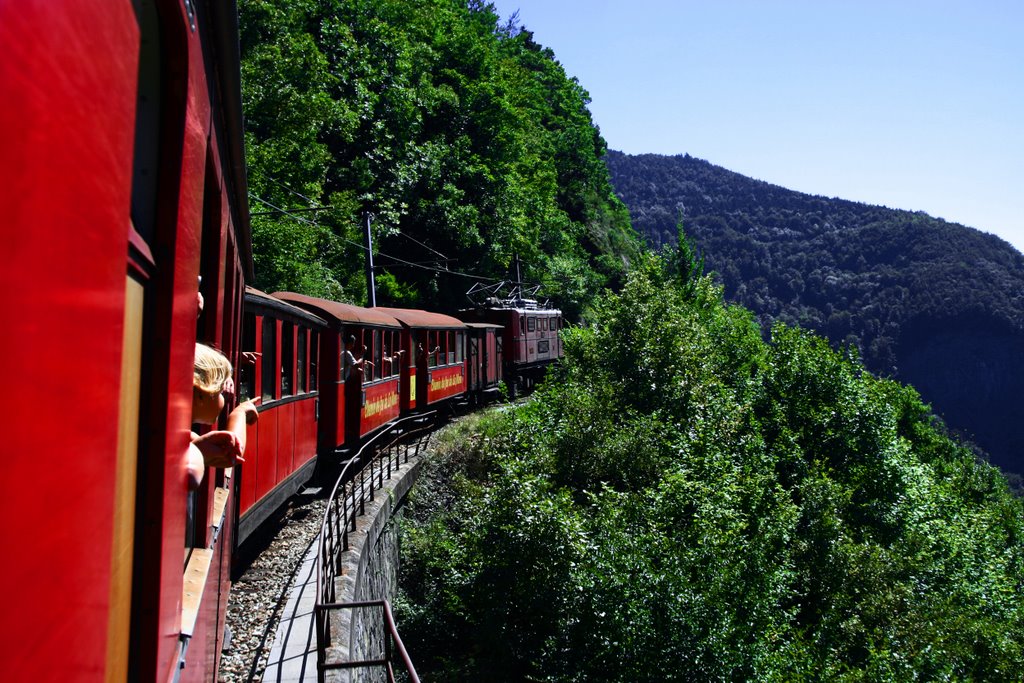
top-left (314, 412), bottom-right (436, 683)
top-left (314, 600), bottom-right (420, 683)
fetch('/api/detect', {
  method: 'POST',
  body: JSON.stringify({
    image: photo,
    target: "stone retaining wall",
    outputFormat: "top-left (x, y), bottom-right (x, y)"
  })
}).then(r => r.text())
top-left (325, 457), bottom-right (423, 683)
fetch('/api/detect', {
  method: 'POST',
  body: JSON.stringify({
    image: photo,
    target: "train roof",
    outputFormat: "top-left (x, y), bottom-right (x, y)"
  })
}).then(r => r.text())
top-left (272, 292), bottom-right (402, 329)
top-left (375, 307), bottom-right (468, 330)
top-left (245, 287), bottom-right (329, 326)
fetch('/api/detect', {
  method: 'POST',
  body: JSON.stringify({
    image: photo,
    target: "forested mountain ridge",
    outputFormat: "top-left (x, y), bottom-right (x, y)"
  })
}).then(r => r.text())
top-left (239, 0), bottom-right (641, 320)
top-left (606, 150), bottom-right (1024, 476)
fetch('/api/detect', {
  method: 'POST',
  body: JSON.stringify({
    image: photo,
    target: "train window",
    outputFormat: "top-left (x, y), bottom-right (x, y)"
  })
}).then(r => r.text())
top-left (447, 331), bottom-right (455, 365)
top-left (281, 322), bottom-right (294, 396)
top-left (261, 318), bottom-right (277, 401)
top-left (297, 327), bottom-right (307, 393)
top-left (456, 332), bottom-right (464, 363)
top-left (239, 312), bottom-right (256, 401)
top-left (383, 331), bottom-right (396, 378)
top-left (428, 331), bottom-right (438, 368)
top-left (393, 331), bottom-right (402, 376)
top-left (309, 331), bottom-right (319, 391)
top-left (342, 342), bottom-right (350, 385)
top-left (528, 317), bottom-right (536, 332)
top-left (520, 316), bottom-right (526, 335)
top-left (340, 330), bottom-right (352, 382)
top-left (372, 329), bottom-right (383, 381)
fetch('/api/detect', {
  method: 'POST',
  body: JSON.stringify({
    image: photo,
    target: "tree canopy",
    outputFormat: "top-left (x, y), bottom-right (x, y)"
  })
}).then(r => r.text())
top-left (399, 252), bottom-right (1024, 680)
top-left (240, 0), bottom-right (640, 319)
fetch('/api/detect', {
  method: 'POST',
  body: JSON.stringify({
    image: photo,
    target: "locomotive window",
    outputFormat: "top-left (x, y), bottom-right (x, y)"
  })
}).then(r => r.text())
top-left (447, 331), bottom-right (455, 365)
top-left (297, 327), bottom-right (307, 393)
top-left (239, 312), bottom-right (256, 401)
top-left (262, 318), bottom-right (277, 400)
top-left (281, 322), bottom-right (294, 396)
top-left (527, 317), bottom-right (536, 332)
top-left (309, 331), bottom-right (319, 391)
top-left (520, 317), bottom-right (526, 335)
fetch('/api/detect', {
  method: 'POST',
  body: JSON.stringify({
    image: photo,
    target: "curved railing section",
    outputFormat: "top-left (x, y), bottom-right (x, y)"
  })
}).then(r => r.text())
top-left (315, 412), bottom-right (435, 683)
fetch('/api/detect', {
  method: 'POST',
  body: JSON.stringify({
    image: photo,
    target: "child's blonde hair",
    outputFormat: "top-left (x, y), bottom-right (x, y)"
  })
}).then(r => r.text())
top-left (194, 343), bottom-right (233, 394)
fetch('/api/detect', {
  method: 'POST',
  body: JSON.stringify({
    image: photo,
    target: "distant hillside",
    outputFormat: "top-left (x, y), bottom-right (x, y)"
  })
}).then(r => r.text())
top-left (606, 150), bottom-right (1024, 476)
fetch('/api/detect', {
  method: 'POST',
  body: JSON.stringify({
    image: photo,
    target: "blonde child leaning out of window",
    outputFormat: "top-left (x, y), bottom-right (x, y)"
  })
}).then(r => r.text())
top-left (187, 343), bottom-right (260, 488)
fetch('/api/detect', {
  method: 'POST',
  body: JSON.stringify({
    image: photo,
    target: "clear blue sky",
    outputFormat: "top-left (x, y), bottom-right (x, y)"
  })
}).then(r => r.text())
top-left (490, 0), bottom-right (1024, 253)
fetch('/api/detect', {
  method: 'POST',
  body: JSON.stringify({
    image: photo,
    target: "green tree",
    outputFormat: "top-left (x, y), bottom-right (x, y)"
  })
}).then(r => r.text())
top-left (240, 0), bottom-right (640, 315)
top-left (399, 252), bottom-right (1024, 680)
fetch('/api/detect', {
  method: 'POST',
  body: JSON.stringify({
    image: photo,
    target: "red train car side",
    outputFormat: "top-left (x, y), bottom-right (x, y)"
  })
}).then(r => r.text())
top-left (0, 1), bottom-right (252, 681)
top-left (465, 323), bottom-right (505, 401)
top-left (377, 308), bottom-right (469, 409)
top-left (237, 288), bottom-right (327, 544)
top-left (273, 293), bottom-right (405, 447)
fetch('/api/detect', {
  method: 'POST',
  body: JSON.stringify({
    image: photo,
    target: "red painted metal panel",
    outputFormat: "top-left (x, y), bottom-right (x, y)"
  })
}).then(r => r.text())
top-left (427, 364), bottom-right (467, 403)
top-left (293, 397), bottom-right (318, 468)
top-left (408, 367), bottom-right (419, 412)
top-left (256, 407), bottom-right (280, 508)
top-left (487, 331), bottom-right (501, 385)
top-left (0, 1), bottom-right (139, 678)
top-left (336, 381), bottom-right (349, 446)
top-left (277, 401), bottom-right (296, 486)
top-left (239, 420), bottom-right (259, 517)
top-left (360, 380), bottom-right (402, 436)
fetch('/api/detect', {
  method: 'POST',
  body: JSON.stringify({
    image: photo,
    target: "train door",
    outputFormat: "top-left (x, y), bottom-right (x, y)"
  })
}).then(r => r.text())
top-left (469, 332), bottom-right (481, 393)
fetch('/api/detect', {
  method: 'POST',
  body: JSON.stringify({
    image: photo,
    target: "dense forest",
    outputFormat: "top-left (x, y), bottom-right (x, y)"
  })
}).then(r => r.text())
top-left (239, 0), bottom-right (640, 320)
top-left (399, 253), bottom-right (1024, 681)
top-left (238, 3), bottom-right (1024, 677)
top-left (606, 151), bottom-right (1024, 476)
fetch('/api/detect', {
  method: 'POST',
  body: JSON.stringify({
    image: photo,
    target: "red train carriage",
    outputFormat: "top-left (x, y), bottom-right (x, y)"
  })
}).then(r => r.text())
top-left (1, 1), bottom-right (252, 682)
top-left (273, 293), bottom-right (405, 447)
top-left (465, 323), bottom-right (505, 402)
top-left (377, 309), bottom-right (469, 410)
top-left (236, 288), bottom-right (326, 544)
top-left (459, 299), bottom-right (563, 396)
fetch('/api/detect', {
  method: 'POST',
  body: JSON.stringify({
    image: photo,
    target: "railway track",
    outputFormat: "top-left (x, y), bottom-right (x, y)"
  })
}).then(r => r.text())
top-left (221, 410), bottom-right (459, 681)
top-left (221, 489), bottom-right (328, 682)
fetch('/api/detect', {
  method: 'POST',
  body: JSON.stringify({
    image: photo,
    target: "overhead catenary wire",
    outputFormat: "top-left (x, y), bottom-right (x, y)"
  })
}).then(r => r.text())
top-left (248, 192), bottom-right (500, 283)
